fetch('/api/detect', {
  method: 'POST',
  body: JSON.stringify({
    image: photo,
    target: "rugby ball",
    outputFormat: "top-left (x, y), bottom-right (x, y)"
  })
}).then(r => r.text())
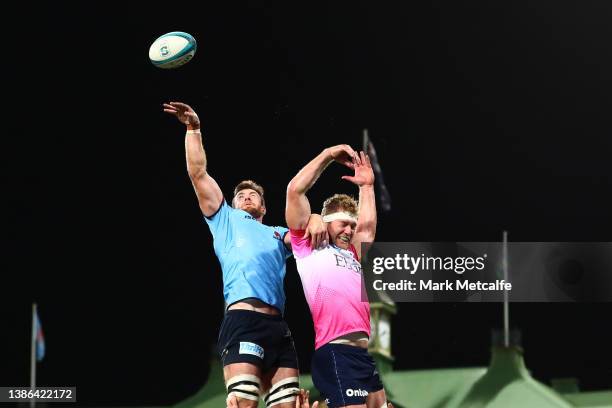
top-left (148, 32), bottom-right (197, 69)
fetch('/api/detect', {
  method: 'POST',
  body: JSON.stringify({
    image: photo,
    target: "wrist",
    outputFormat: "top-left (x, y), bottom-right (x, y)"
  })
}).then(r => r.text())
top-left (322, 148), bottom-right (334, 163)
top-left (360, 184), bottom-right (375, 190)
top-left (186, 123), bottom-right (201, 131)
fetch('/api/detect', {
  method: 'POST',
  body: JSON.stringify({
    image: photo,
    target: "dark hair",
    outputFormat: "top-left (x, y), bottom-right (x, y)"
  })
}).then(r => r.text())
top-left (233, 180), bottom-right (265, 206)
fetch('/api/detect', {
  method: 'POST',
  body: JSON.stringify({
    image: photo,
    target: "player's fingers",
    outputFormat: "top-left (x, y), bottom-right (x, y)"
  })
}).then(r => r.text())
top-left (342, 144), bottom-right (356, 155)
top-left (342, 175), bottom-right (356, 183)
top-left (316, 230), bottom-right (325, 249)
top-left (226, 394), bottom-right (238, 408)
top-left (175, 102), bottom-right (193, 112)
top-left (360, 151), bottom-right (367, 166)
top-left (365, 153), bottom-right (372, 167)
top-left (309, 230), bottom-right (317, 248)
top-left (167, 105), bottom-right (182, 113)
top-left (319, 233), bottom-right (328, 249)
top-left (342, 160), bottom-right (355, 169)
top-left (163, 109), bottom-right (178, 114)
top-left (354, 151), bottom-right (362, 166)
top-left (314, 231), bottom-right (323, 249)
top-left (302, 228), bottom-right (311, 240)
top-left (312, 402), bottom-right (319, 408)
top-left (308, 231), bottom-right (316, 248)
top-left (297, 389), bottom-right (306, 408)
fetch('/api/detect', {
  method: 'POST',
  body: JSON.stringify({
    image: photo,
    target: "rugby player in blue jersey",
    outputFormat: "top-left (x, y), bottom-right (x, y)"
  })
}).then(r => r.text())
top-left (164, 102), bottom-right (329, 408)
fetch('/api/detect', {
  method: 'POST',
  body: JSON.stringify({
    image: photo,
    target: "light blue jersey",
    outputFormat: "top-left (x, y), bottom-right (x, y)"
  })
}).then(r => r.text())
top-left (205, 200), bottom-right (292, 313)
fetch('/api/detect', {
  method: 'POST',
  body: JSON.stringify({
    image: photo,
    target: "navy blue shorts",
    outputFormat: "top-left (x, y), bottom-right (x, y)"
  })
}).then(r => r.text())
top-left (217, 310), bottom-right (298, 372)
top-left (311, 343), bottom-right (383, 407)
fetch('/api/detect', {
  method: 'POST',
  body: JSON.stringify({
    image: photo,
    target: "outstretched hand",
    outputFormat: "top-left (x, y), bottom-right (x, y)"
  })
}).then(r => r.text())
top-left (163, 101), bottom-right (201, 129)
top-left (342, 151), bottom-right (374, 187)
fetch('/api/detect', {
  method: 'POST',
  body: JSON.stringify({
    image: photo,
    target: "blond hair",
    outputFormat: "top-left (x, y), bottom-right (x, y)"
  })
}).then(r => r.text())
top-left (321, 194), bottom-right (358, 218)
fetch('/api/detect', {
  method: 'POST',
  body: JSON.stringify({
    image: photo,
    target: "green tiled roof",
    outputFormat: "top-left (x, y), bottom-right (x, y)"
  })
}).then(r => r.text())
top-left (562, 391), bottom-right (612, 408)
top-left (174, 348), bottom-right (612, 408)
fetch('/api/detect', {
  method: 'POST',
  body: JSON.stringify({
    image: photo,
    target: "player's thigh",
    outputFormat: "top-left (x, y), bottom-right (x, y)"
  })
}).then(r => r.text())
top-left (261, 366), bottom-right (300, 408)
top-left (311, 343), bottom-right (382, 408)
top-left (224, 362), bottom-right (262, 408)
top-left (365, 389), bottom-right (387, 408)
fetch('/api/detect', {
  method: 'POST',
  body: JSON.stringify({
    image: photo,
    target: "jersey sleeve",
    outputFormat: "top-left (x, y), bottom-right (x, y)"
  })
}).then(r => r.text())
top-left (204, 199), bottom-right (232, 243)
top-left (289, 229), bottom-right (313, 259)
top-left (273, 226), bottom-right (293, 259)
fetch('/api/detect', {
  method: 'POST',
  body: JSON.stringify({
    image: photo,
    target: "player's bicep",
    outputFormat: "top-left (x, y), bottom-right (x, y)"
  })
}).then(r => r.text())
top-left (192, 173), bottom-right (224, 217)
top-left (285, 189), bottom-right (311, 230)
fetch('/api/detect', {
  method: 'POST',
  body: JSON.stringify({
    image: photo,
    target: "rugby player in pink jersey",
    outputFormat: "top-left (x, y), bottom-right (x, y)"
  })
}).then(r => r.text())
top-left (285, 145), bottom-right (389, 408)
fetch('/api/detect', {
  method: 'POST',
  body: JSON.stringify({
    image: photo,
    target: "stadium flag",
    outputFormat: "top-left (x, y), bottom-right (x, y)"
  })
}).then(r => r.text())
top-left (363, 129), bottom-right (392, 212)
top-left (34, 306), bottom-right (45, 362)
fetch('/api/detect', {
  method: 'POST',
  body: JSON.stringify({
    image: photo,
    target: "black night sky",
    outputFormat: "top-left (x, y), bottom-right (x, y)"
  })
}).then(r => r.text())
top-left (4, 1), bottom-right (612, 406)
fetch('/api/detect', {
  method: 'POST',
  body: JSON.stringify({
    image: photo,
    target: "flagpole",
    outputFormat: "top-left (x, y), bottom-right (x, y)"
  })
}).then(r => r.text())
top-left (361, 128), bottom-right (392, 212)
top-left (503, 231), bottom-right (509, 347)
top-left (30, 303), bottom-right (37, 408)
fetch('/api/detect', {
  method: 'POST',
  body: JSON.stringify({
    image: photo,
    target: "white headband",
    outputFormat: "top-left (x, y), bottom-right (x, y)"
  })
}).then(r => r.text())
top-left (322, 212), bottom-right (358, 223)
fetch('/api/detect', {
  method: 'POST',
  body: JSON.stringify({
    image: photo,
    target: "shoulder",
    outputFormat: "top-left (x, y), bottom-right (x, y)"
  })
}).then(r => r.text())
top-left (287, 228), bottom-right (313, 258)
top-left (204, 200), bottom-right (242, 227)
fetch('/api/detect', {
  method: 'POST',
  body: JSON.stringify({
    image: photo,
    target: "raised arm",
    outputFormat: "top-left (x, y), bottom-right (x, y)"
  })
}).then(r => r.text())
top-left (163, 102), bottom-right (223, 217)
top-left (285, 145), bottom-right (356, 229)
top-left (343, 151), bottom-right (376, 259)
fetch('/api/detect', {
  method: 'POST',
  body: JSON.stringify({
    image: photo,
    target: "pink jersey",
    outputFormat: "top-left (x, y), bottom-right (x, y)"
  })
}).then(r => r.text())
top-left (290, 229), bottom-right (370, 349)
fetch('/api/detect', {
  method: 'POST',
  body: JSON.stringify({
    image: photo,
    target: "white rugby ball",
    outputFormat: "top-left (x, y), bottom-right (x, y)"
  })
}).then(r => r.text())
top-left (148, 31), bottom-right (197, 69)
